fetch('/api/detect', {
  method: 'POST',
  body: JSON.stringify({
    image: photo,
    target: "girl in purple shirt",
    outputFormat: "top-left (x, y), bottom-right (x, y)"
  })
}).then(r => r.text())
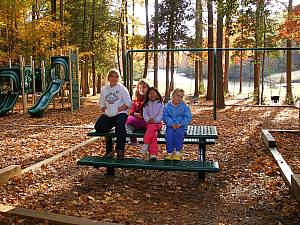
top-left (140, 87), bottom-right (164, 160)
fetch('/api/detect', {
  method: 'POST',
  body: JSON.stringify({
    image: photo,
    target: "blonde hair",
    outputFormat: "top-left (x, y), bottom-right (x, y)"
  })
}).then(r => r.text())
top-left (134, 80), bottom-right (149, 100)
top-left (172, 88), bottom-right (185, 97)
top-left (107, 69), bottom-right (120, 78)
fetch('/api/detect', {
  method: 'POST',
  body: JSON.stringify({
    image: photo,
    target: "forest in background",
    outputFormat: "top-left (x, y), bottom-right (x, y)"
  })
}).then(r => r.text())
top-left (1, 0), bottom-right (300, 106)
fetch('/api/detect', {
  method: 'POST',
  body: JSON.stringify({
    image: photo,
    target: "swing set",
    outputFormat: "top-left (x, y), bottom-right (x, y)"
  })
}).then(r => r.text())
top-left (266, 51), bottom-right (283, 103)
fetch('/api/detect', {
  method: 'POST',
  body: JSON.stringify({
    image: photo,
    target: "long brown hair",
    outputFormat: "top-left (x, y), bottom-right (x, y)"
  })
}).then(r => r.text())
top-left (134, 80), bottom-right (149, 101)
top-left (144, 87), bottom-right (163, 106)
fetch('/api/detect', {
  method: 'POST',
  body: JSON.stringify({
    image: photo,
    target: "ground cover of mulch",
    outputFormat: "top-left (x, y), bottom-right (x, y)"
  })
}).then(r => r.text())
top-left (0, 100), bottom-right (300, 225)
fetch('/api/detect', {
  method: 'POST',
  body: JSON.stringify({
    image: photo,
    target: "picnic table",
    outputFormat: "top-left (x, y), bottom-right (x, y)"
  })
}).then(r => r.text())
top-left (77, 125), bottom-right (219, 180)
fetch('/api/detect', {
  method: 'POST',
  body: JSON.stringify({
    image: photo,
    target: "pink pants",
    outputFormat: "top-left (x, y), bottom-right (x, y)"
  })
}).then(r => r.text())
top-left (126, 116), bottom-right (147, 129)
top-left (126, 116), bottom-right (147, 142)
top-left (144, 123), bottom-right (162, 155)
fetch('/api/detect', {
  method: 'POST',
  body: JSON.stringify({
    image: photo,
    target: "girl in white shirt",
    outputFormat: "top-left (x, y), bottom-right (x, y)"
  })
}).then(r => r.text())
top-left (94, 69), bottom-right (132, 159)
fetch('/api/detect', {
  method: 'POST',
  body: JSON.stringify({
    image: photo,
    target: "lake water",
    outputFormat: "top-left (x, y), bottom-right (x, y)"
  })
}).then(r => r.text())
top-left (143, 69), bottom-right (300, 103)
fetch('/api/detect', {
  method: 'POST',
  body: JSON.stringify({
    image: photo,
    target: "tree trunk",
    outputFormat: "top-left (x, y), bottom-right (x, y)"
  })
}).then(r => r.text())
top-left (286, 0), bottom-right (293, 101)
top-left (254, 0), bottom-right (264, 104)
top-left (206, 0), bottom-right (213, 100)
top-left (59, 0), bottom-right (63, 48)
top-left (153, 0), bottom-right (159, 88)
top-left (121, 0), bottom-right (127, 83)
top-left (194, 0), bottom-right (203, 97)
top-left (51, 0), bottom-right (56, 48)
top-left (224, 27), bottom-right (229, 93)
top-left (91, 0), bottom-right (96, 96)
top-left (216, 3), bottom-right (225, 109)
top-left (85, 55), bottom-right (89, 95)
top-left (143, 0), bottom-right (149, 79)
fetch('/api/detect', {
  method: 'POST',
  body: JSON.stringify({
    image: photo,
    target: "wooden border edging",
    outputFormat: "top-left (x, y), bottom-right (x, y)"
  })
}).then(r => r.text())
top-left (261, 129), bottom-right (276, 149)
top-left (261, 129), bottom-right (300, 204)
top-left (292, 174), bottom-right (300, 203)
top-left (0, 165), bottom-right (21, 184)
top-left (22, 137), bottom-right (100, 174)
top-left (0, 205), bottom-right (119, 225)
top-left (269, 147), bottom-right (293, 185)
top-left (268, 129), bottom-right (300, 133)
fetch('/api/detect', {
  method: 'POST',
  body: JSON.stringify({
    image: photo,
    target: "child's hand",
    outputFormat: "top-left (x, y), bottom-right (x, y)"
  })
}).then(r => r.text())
top-left (172, 124), bottom-right (181, 129)
top-left (134, 112), bottom-right (143, 119)
top-left (101, 107), bottom-right (106, 112)
top-left (149, 118), bottom-right (155, 123)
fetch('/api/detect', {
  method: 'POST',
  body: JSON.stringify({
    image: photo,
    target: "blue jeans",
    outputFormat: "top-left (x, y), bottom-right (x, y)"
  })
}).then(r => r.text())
top-left (94, 113), bottom-right (128, 151)
top-left (165, 126), bottom-right (185, 153)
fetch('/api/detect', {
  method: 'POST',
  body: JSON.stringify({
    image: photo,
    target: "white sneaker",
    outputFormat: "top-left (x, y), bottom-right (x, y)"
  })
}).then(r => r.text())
top-left (149, 154), bottom-right (157, 160)
top-left (140, 144), bottom-right (149, 154)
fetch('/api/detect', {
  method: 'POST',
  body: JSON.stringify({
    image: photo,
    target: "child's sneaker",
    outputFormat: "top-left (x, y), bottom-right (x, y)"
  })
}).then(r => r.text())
top-left (165, 153), bottom-right (173, 160)
top-left (149, 154), bottom-right (157, 160)
top-left (140, 144), bottom-right (149, 154)
top-left (117, 150), bottom-right (125, 160)
top-left (173, 152), bottom-right (181, 161)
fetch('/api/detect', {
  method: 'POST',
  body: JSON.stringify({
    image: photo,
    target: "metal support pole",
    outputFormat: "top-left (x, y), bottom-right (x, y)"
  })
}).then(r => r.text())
top-left (213, 48), bottom-right (217, 120)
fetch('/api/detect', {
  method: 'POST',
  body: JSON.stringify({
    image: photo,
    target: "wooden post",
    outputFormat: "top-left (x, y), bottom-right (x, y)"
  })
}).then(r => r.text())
top-left (69, 50), bottom-right (73, 111)
top-left (20, 56), bottom-right (26, 114)
top-left (32, 60), bottom-right (36, 104)
top-left (76, 48), bottom-right (80, 109)
top-left (9, 59), bottom-right (13, 92)
top-left (41, 61), bottom-right (45, 91)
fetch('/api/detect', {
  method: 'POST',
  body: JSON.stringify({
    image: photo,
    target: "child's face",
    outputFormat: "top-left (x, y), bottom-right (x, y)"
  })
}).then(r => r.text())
top-left (138, 84), bottom-right (148, 96)
top-left (149, 90), bottom-right (158, 101)
top-left (108, 73), bottom-right (119, 86)
top-left (172, 91), bottom-right (184, 105)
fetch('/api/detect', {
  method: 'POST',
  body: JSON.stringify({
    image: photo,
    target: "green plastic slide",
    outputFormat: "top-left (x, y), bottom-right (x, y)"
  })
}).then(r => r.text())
top-left (0, 91), bottom-right (19, 116)
top-left (28, 79), bottom-right (64, 117)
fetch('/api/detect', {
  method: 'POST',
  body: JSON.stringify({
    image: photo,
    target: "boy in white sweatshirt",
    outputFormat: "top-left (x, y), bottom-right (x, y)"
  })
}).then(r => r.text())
top-left (94, 69), bottom-right (132, 159)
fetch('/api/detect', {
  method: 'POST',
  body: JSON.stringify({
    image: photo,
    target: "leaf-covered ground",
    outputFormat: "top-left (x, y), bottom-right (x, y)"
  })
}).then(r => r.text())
top-left (0, 100), bottom-right (300, 225)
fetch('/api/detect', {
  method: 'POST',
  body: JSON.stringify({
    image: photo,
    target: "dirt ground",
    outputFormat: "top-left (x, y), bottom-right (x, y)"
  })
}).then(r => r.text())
top-left (0, 99), bottom-right (300, 225)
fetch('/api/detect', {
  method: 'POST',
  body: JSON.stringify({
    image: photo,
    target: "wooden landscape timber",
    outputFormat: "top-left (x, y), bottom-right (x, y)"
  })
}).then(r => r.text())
top-left (261, 129), bottom-right (276, 149)
top-left (261, 129), bottom-right (300, 204)
top-left (0, 205), bottom-right (118, 225)
top-left (292, 174), bottom-right (300, 203)
top-left (22, 137), bottom-right (100, 174)
top-left (0, 165), bottom-right (21, 184)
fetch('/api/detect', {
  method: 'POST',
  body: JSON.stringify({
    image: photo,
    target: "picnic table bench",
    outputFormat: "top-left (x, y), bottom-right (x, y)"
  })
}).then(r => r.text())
top-left (77, 125), bottom-right (219, 180)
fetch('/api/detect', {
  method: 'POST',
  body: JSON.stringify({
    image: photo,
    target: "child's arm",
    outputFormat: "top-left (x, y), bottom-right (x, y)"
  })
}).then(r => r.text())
top-left (143, 106), bottom-right (150, 123)
top-left (120, 86), bottom-right (132, 111)
top-left (163, 104), bottom-right (174, 127)
top-left (154, 102), bottom-right (164, 123)
top-left (180, 104), bottom-right (192, 127)
top-left (99, 88), bottom-right (106, 112)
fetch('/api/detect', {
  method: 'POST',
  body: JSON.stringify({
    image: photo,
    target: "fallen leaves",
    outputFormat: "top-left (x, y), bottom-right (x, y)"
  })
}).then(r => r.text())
top-left (0, 101), bottom-right (300, 224)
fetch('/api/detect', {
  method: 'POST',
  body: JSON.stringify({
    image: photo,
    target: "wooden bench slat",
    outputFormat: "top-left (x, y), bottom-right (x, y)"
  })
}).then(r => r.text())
top-left (77, 156), bottom-right (219, 173)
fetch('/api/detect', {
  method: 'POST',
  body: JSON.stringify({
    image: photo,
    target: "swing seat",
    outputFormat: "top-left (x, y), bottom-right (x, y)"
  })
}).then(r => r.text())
top-left (271, 95), bottom-right (279, 103)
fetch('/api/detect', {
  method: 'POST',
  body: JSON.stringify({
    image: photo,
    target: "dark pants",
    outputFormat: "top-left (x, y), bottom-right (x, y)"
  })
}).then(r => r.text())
top-left (94, 113), bottom-right (128, 151)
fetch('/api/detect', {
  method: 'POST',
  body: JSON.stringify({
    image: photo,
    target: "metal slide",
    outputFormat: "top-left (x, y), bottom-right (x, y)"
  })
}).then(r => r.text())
top-left (28, 79), bottom-right (64, 117)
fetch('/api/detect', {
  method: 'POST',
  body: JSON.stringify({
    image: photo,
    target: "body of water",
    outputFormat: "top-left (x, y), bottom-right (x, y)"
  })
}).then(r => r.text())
top-left (143, 69), bottom-right (300, 103)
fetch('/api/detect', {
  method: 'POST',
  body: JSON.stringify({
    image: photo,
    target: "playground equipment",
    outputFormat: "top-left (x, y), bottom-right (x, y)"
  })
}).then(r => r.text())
top-left (0, 49), bottom-right (80, 117)
top-left (28, 51), bottom-right (80, 117)
top-left (0, 68), bottom-right (21, 116)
